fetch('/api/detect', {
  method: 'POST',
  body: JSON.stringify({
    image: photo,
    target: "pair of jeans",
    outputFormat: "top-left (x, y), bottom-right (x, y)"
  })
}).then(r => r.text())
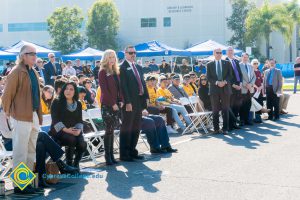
top-left (294, 76), bottom-right (300, 93)
top-left (168, 104), bottom-right (191, 130)
top-left (141, 115), bottom-right (171, 149)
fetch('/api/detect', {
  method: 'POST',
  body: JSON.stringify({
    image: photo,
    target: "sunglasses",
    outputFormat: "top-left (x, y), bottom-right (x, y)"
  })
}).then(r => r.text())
top-left (37, 61), bottom-right (43, 63)
top-left (50, 56), bottom-right (55, 58)
top-left (215, 52), bottom-right (222, 54)
top-left (127, 52), bottom-right (136, 55)
top-left (25, 52), bottom-right (37, 56)
top-left (253, 63), bottom-right (259, 65)
top-left (86, 81), bottom-right (92, 84)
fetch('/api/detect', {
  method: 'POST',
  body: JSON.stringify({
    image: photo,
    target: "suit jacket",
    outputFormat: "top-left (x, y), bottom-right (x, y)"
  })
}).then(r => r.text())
top-left (206, 60), bottom-right (233, 95)
top-left (120, 60), bottom-right (149, 111)
top-left (239, 62), bottom-right (256, 94)
top-left (263, 68), bottom-right (283, 94)
top-left (44, 61), bottom-right (62, 86)
top-left (168, 84), bottom-right (189, 99)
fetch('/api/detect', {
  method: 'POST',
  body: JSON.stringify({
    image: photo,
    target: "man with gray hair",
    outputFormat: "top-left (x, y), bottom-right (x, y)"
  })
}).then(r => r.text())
top-left (44, 52), bottom-right (61, 86)
top-left (2, 44), bottom-right (42, 194)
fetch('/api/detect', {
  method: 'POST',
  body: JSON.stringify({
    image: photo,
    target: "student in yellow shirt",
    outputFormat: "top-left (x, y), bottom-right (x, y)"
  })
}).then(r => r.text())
top-left (182, 74), bottom-right (195, 97)
top-left (41, 85), bottom-right (54, 115)
top-left (189, 72), bottom-right (199, 94)
top-left (146, 76), bottom-right (177, 134)
top-left (96, 86), bottom-right (101, 108)
top-left (157, 75), bottom-right (192, 132)
top-left (78, 86), bottom-right (87, 110)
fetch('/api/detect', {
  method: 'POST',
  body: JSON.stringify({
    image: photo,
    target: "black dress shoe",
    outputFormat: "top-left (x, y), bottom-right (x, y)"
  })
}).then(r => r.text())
top-left (245, 122), bottom-right (254, 126)
top-left (162, 146), bottom-right (178, 153)
top-left (211, 129), bottom-right (221, 134)
top-left (119, 156), bottom-right (134, 162)
top-left (14, 186), bottom-right (36, 194)
top-left (233, 124), bottom-right (241, 129)
top-left (131, 155), bottom-right (144, 160)
top-left (56, 159), bottom-right (78, 174)
top-left (38, 175), bottom-right (51, 188)
top-left (222, 131), bottom-right (229, 135)
top-left (150, 148), bottom-right (165, 154)
top-left (239, 121), bottom-right (245, 126)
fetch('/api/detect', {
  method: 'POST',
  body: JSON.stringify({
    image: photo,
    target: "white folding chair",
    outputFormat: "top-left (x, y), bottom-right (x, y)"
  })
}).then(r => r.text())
top-left (41, 114), bottom-right (52, 132)
top-left (189, 96), bottom-right (213, 127)
top-left (0, 135), bottom-right (13, 179)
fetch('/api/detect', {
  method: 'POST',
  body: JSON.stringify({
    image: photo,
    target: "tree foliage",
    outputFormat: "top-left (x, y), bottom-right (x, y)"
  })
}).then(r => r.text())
top-left (226, 0), bottom-right (255, 50)
top-left (86, 0), bottom-right (119, 50)
top-left (47, 6), bottom-right (84, 54)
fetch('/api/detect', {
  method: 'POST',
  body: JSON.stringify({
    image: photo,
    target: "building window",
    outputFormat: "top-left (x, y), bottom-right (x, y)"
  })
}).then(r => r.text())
top-left (8, 22), bottom-right (48, 32)
top-left (141, 18), bottom-right (156, 28)
top-left (163, 17), bottom-right (171, 27)
top-left (0, 24), bottom-right (3, 32)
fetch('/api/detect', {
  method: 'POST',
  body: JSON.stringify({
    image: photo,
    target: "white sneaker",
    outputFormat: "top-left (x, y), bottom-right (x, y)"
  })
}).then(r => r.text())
top-left (167, 125), bottom-right (178, 134)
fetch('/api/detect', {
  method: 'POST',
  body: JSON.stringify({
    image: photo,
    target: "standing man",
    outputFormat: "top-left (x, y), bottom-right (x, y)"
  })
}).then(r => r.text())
top-left (239, 53), bottom-right (256, 125)
top-left (142, 60), bottom-right (152, 75)
top-left (119, 45), bottom-right (149, 161)
top-left (62, 60), bottom-right (76, 77)
top-left (226, 46), bottom-right (243, 130)
top-left (293, 57), bottom-right (300, 94)
top-left (44, 53), bottom-right (61, 86)
top-left (207, 48), bottom-right (233, 135)
top-left (263, 58), bottom-right (283, 121)
top-left (73, 59), bottom-right (83, 75)
top-left (149, 59), bottom-right (160, 74)
top-left (35, 58), bottom-right (45, 83)
top-left (2, 44), bottom-right (42, 194)
top-left (93, 60), bottom-right (101, 85)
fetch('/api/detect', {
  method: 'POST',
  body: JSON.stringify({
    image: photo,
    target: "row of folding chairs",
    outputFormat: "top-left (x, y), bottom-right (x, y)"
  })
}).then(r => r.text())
top-left (0, 135), bottom-right (13, 179)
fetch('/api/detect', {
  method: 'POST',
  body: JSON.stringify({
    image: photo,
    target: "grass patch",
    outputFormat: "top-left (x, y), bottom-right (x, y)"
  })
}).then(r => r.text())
top-left (283, 85), bottom-right (300, 90)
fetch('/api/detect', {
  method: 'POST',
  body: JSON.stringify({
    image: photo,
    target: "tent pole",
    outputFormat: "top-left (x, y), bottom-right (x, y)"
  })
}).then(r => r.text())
top-left (190, 57), bottom-right (193, 71)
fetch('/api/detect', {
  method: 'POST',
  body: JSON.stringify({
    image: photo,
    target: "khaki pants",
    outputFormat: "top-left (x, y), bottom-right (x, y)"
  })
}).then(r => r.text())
top-left (11, 112), bottom-right (39, 171)
top-left (279, 93), bottom-right (290, 111)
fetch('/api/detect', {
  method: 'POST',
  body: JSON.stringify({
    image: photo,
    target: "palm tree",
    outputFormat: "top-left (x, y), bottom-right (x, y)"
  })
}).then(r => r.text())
top-left (245, 1), bottom-right (292, 59)
top-left (283, 0), bottom-right (300, 62)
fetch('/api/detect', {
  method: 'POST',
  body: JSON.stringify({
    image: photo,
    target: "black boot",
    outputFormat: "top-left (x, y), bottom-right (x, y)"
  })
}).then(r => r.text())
top-left (104, 134), bottom-right (113, 165)
top-left (65, 146), bottom-right (75, 166)
top-left (73, 149), bottom-right (83, 172)
top-left (38, 173), bottom-right (50, 188)
top-left (110, 134), bottom-right (118, 164)
top-left (56, 159), bottom-right (78, 175)
top-left (254, 114), bottom-right (263, 123)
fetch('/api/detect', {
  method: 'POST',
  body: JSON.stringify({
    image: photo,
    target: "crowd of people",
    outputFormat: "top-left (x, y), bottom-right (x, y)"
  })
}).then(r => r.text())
top-left (0, 43), bottom-right (296, 195)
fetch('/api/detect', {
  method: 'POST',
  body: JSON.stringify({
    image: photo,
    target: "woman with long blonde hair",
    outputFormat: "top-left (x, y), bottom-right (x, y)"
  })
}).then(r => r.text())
top-left (98, 49), bottom-right (123, 165)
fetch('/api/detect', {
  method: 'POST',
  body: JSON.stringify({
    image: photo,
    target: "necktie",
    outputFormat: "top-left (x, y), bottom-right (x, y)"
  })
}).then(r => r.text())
top-left (231, 60), bottom-right (240, 82)
top-left (217, 61), bottom-right (222, 81)
top-left (132, 63), bottom-right (144, 95)
top-left (52, 63), bottom-right (57, 75)
top-left (245, 64), bottom-right (250, 79)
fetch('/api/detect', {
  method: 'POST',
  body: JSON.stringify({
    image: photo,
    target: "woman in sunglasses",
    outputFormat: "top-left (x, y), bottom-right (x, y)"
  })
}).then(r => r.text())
top-left (198, 74), bottom-right (211, 111)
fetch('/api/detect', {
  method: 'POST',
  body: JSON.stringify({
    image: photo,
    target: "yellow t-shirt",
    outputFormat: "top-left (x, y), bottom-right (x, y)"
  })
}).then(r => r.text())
top-left (157, 87), bottom-right (173, 101)
top-left (96, 86), bottom-right (101, 108)
top-left (147, 86), bottom-right (158, 106)
top-left (182, 84), bottom-right (195, 97)
top-left (80, 99), bottom-right (87, 110)
top-left (41, 98), bottom-right (50, 115)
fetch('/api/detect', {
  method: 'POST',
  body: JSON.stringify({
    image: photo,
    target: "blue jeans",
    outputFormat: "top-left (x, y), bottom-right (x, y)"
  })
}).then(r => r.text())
top-left (294, 76), bottom-right (300, 93)
top-left (36, 132), bottom-right (64, 176)
top-left (169, 104), bottom-right (192, 130)
top-left (141, 115), bottom-right (171, 149)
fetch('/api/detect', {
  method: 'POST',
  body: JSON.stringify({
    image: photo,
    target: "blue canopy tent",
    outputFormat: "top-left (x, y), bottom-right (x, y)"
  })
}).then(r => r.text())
top-left (61, 47), bottom-right (104, 61)
top-left (0, 50), bottom-right (17, 60)
top-left (185, 40), bottom-right (243, 56)
top-left (118, 40), bottom-right (191, 59)
top-left (5, 40), bottom-right (61, 57)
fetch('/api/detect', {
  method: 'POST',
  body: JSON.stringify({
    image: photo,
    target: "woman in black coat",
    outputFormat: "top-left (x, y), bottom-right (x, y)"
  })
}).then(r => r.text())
top-left (50, 81), bottom-right (87, 172)
top-left (198, 74), bottom-right (212, 111)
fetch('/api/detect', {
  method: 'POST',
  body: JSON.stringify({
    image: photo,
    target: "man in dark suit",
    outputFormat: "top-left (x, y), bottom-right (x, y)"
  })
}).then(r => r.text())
top-left (43, 53), bottom-right (61, 86)
top-left (34, 58), bottom-right (45, 83)
top-left (263, 58), bottom-right (283, 121)
top-left (226, 46), bottom-right (243, 130)
top-left (207, 48), bottom-right (233, 135)
top-left (119, 45), bottom-right (149, 161)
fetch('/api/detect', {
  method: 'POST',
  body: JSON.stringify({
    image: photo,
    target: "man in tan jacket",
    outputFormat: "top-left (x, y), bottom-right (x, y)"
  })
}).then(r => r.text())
top-left (2, 44), bottom-right (42, 194)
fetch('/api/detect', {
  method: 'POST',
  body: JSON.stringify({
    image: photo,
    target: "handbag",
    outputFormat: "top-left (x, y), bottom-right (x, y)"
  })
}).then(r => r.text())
top-left (45, 160), bottom-right (60, 184)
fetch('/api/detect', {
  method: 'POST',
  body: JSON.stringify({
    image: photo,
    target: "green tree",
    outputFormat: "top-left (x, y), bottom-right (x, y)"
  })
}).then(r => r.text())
top-left (283, 0), bottom-right (300, 61)
top-left (245, 1), bottom-right (292, 58)
top-left (47, 6), bottom-right (84, 54)
top-left (226, 0), bottom-right (255, 50)
top-left (86, 0), bottom-right (119, 50)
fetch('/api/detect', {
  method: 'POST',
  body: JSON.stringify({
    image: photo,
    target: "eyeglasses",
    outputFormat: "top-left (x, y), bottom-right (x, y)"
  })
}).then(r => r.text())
top-left (37, 61), bottom-right (43, 63)
top-left (253, 63), bottom-right (259, 65)
top-left (215, 52), bottom-right (222, 54)
top-left (201, 79), bottom-right (207, 81)
top-left (86, 81), bottom-right (92, 84)
top-left (50, 56), bottom-right (55, 58)
top-left (25, 52), bottom-right (37, 56)
top-left (126, 52), bottom-right (136, 55)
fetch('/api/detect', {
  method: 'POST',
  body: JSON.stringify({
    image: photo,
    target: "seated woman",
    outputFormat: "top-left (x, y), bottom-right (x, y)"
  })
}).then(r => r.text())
top-left (83, 78), bottom-right (96, 109)
top-left (141, 109), bottom-right (177, 154)
top-left (78, 86), bottom-right (88, 110)
top-left (41, 85), bottom-right (55, 115)
top-left (50, 82), bottom-right (87, 172)
top-left (198, 74), bottom-right (211, 111)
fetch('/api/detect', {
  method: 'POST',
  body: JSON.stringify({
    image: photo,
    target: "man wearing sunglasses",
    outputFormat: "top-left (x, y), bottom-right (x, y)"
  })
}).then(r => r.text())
top-left (2, 44), bottom-right (43, 194)
top-left (207, 48), bottom-right (233, 135)
top-left (44, 53), bottom-right (62, 86)
top-left (119, 45), bottom-right (149, 161)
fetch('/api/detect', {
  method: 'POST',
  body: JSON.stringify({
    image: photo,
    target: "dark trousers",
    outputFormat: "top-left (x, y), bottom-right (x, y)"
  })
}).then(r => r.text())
top-left (141, 115), bottom-right (170, 149)
top-left (120, 106), bottom-right (142, 158)
top-left (240, 93), bottom-right (252, 123)
top-left (147, 106), bottom-right (174, 126)
top-left (254, 93), bottom-right (264, 115)
top-left (266, 86), bottom-right (280, 119)
top-left (36, 132), bottom-right (64, 176)
top-left (210, 92), bottom-right (230, 131)
top-left (229, 92), bottom-right (243, 128)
